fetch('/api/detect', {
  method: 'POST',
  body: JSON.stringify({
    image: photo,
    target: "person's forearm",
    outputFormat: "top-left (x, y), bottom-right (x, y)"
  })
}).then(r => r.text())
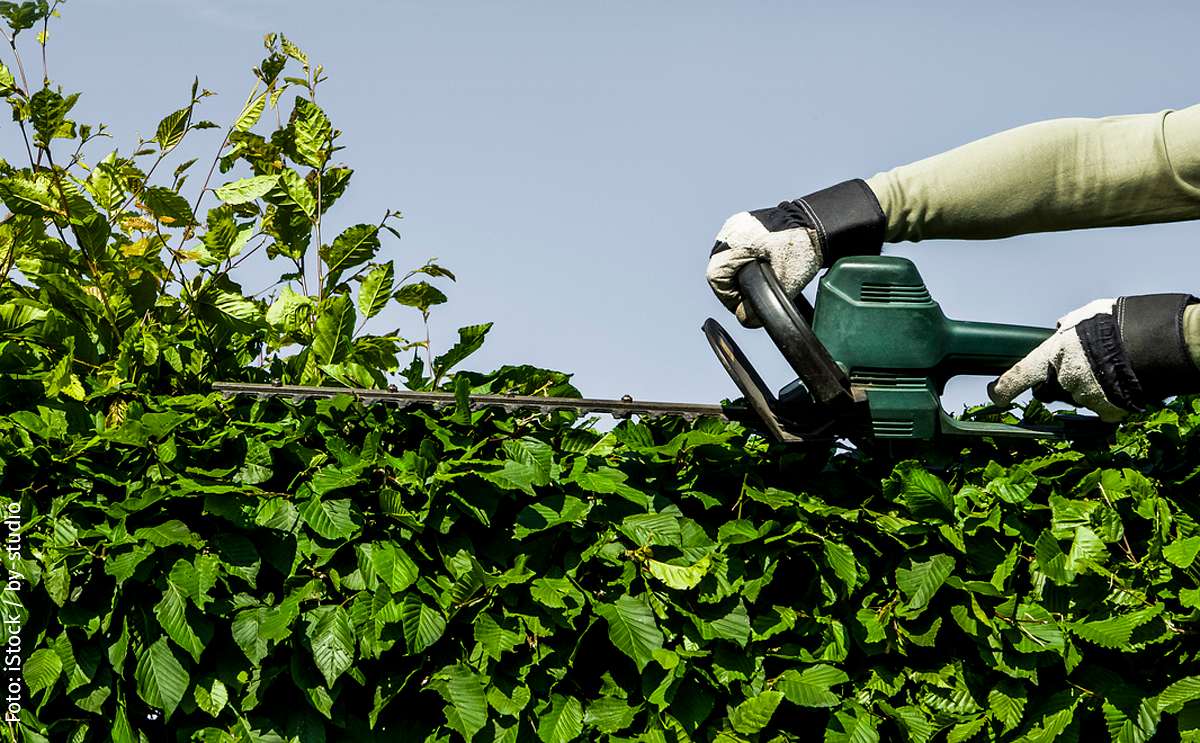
top-left (865, 105), bottom-right (1200, 243)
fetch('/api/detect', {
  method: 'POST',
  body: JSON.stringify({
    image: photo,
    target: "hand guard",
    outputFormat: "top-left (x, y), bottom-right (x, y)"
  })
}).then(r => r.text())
top-left (989, 294), bottom-right (1200, 421)
top-left (706, 179), bottom-right (885, 327)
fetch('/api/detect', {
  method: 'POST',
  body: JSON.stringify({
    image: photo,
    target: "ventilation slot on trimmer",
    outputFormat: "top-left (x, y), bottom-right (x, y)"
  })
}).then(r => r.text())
top-left (850, 372), bottom-right (927, 390)
top-left (872, 420), bottom-right (916, 438)
top-left (859, 283), bottom-right (932, 304)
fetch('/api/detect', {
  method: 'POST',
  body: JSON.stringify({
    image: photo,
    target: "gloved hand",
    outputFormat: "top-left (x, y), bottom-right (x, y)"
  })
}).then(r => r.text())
top-left (988, 294), bottom-right (1200, 421)
top-left (706, 179), bottom-right (886, 327)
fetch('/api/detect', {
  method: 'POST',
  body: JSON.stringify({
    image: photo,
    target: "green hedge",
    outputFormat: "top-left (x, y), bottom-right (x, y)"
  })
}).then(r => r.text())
top-left (11, 375), bottom-right (1200, 741)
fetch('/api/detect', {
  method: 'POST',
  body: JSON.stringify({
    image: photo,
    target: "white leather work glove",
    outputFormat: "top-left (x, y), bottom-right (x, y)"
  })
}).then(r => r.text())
top-left (706, 179), bottom-right (886, 327)
top-left (989, 294), bottom-right (1200, 421)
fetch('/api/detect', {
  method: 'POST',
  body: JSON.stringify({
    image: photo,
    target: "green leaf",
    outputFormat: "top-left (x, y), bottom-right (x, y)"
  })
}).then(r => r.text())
top-left (0, 173), bottom-right (64, 216)
top-left (1069, 525), bottom-right (1109, 569)
top-left (1165, 537), bottom-right (1200, 568)
top-left (357, 261), bottom-right (394, 319)
top-left (1159, 677), bottom-right (1200, 713)
top-left (307, 606), bottom-right (355, 687)
top-left (232, 610), bottom-right (269, 664)
top-left (279, 35), bottom-right (309, 64)
top-left (1071, 606), bottom-right (1163, 650)
top-left (394, 281), bottom-right (448, 313)
top-left (473, 613), bottom-right (523, 662)
top-left (155, 106), bottom-right (191, 152)
top-left (594, 594), bottom-right (664, 672)
top-left (512, 495), bottom-right (590, 537)
top-left (1103, 696), bottom-right (1159, 743)
top-left (435, 664), bottom-right (489, 740)
top-left (204, 279), bottom-right (263, 330)
top-left (194, 678), bottom-right (228, 718)
top-left (825, 709), bottom-right (880, 743)
top-left (900, 468), bottom-right (952, 516)
top-left (321, 223), bottom-right (380, 280)
top-left (280, 167), bottom-right (316, 217)
top-left (368, 542), bottom-right (419, 593)
top-left (233, 89), bottom-right (266, 132)
top-left (292, 98), bottom-right (332, 168)
top-left (154, 585), bottom-right (205, 662)
top-left (896, 554), bottom-right (955, 611)
top-left (310, 464), bottom-right (362, 495)
top-left (197, 204), bottom-right (249, 265)
top-left (988, 681), bottom-right (1027, 732)
top-left (266, 285), bottom-right (314, 331)
top-left (502, 436), bottom-right (553, 482)
top-left (30, 88), bottom-right (77, 146)
top-left (1035, 530), bottom-right (1075, 585)
top-left (584, 697), bottom-right (635, 734)
top-left (215, 174), bottom-right (278, 205)
top-left (24, 648), bottom-right (63, 697)
top-left (699, 600), bottom-right (752, 647)
top-left (777, 665), bottom-right (848, 708)
top-left (106, 545), bottom-right (154, 585)
top-left (0, 301), bottom-right (47, 333)
top-left (140, 186), bottom-right (196, 226)
top-left (986, 467), bottom-right (1037, 504)
top-left (885, 704), bottom-right (934, 743)
top-left (0, 2), bottom-right (47, 34)
top-left (947, 716), bottom-right (988, 743)
top-left (537, 694), bottom-right (584, 743)
top-left (822, 540), bottom-right (858, 591)
top-left (135, 520), bottom-right (201, 548)
top-left (134, 637), bottom-right (189, 720)
top-left (1008, 601), bottom-right (1065, 654)
top-left (400, 594), bottom-right (446, 654)
top-left (44, 343), bottom-right (84, 401)
top-left (730, 690), bottom-right (783, 735)
top-left (236, 438), bottom-right (273, 485)
top-left (488, 684), bottom-right (532, 719)
top-left (300, 496), bottom-right (359, 540)
top-left (648, 555), bottom-right (710, 590)
top-left (313, 295), bottom-right (356, 365)
top-left (433, 323), bottom-right (492, 378)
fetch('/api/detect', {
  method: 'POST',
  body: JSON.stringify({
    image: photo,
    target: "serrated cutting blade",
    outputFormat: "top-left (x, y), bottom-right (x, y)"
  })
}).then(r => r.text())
top-left (212, 382), bottom-right (737, 422)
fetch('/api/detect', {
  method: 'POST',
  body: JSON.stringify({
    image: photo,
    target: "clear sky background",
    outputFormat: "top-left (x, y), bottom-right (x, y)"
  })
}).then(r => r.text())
top-left (11, 1), bottom-right (1200, 412)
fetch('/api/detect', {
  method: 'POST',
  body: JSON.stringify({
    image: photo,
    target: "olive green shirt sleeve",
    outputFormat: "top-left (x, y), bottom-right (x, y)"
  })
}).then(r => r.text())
top-left (864, 105), bottom-right (1200, 370)
top-left (865, 105), bottom-right (1200, 242)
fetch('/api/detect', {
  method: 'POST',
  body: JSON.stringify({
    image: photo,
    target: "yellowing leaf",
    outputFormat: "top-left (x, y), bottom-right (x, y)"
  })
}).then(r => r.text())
top-left (647, 555), bottom-right (711, 590)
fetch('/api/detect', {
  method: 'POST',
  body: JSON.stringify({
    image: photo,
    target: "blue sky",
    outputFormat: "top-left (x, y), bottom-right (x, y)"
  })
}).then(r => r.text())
top-left (14, 1), bottom-right (1200, 412)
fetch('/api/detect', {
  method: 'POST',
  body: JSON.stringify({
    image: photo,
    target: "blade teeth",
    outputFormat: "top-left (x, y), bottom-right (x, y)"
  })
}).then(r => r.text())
top-left (213, 384), bottom-right (724, 421)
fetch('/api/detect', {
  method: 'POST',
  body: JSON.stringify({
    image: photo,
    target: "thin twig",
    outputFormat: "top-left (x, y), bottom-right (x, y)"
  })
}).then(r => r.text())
top-left (4, 38), bottom-right (37, 168)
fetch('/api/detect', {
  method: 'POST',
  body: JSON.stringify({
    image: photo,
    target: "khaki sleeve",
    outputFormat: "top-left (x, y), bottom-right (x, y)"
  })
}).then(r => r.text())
top-left (865, 105), bottom-right (1200, 243)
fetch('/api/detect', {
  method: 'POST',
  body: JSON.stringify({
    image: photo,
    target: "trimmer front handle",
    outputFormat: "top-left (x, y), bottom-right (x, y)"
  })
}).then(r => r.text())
top-left (735, 261), bottom-right (854, 408)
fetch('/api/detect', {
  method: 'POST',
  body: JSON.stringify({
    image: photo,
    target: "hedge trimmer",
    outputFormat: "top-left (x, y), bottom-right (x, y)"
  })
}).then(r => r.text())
top-left (217, 256), bottom-right (1109, 444)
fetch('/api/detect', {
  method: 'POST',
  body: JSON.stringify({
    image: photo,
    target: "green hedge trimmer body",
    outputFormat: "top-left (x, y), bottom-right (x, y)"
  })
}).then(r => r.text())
top-left (702, 256), bottom-right (1106, 443)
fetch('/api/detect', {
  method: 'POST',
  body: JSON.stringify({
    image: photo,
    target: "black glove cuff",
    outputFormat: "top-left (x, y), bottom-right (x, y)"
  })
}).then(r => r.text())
top-left (1116, 293), bottom-right (1200, 400)
top-left (793, 179), bottom-right (885, 268)
top-left (1077, 314), bottom-right (1147, 411)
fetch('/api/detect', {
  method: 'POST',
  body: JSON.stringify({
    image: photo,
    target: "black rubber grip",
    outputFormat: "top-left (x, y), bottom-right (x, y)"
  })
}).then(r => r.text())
top-left (736, 261), bottom-right (852, 406)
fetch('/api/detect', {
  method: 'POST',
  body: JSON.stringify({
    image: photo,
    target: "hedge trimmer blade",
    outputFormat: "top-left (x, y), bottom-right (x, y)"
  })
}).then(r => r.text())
top-left (213, 382), bottom-right (740, 422)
